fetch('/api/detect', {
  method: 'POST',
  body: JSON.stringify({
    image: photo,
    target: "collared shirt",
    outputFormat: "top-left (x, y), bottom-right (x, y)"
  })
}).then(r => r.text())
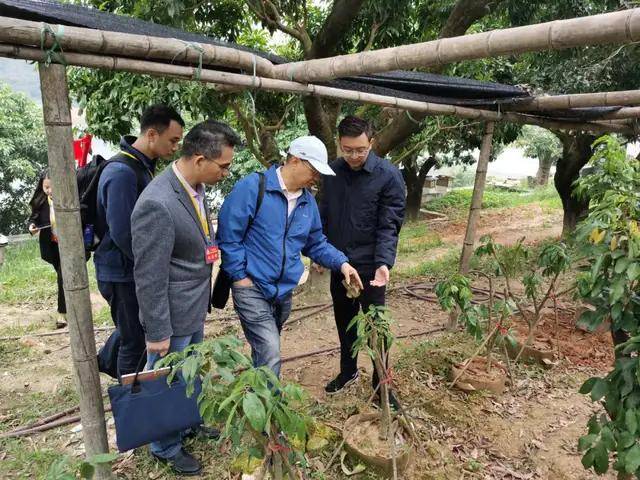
top-left (276, 167), bottom-right (302, 217)
top-left (172, 162), bottom-right (207, 230)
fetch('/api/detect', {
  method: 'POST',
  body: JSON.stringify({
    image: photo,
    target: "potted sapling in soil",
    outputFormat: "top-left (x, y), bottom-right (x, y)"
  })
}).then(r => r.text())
top-left (474, 236), bottom-right (572, 367)
top-left (340, 305), bottom-right (415, 479)
top-left (158, 336), bottom-right (313, 480)
top-left (435, 272), bottom-right (513, 394)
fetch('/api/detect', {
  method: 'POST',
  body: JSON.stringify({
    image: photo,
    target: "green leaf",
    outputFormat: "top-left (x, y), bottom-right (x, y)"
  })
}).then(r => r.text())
top-left (591, 379), bottom-right (609, 402)
top-left (579, 377), bottom-right (598, 395)
top-left (593, 443), bottom-right (610, 474)
top-left (86, 453), bottom-right (118, 464)
top-left (625, 443), bottom-right (640, 474)
top-left (582, 448), bottom-right (595, 469)
top-left (578, 434), bottom-right (597, 451)
top-left (242, 392), bottom-right (266, 432)
top-left (626, 408), bottom-right (638, 435)
top-left (627, 262), bottom-right (640, 280)
top-left (78, 462), bottom-right (95, 479)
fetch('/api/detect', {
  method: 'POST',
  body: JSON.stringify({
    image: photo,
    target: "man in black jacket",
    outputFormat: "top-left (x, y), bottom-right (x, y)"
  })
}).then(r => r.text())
top-left (319, 115), bottom-right (406, 398)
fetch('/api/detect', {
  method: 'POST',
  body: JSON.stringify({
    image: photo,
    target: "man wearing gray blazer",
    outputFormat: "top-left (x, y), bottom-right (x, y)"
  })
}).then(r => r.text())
top-left (131, 120), bottom-right (241, 475)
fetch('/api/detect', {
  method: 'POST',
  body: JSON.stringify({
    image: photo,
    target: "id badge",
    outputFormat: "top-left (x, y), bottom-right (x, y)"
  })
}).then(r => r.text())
top-left (205, 244), bottom-right (219, 264)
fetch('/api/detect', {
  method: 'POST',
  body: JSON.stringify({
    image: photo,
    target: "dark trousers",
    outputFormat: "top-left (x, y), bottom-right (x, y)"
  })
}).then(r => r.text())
top-left (97, 281), bottom-right (146, 377)
top-left (52, 262), bottom-right (66, 314)
top-left (330, 269), bottom-right (386, 386)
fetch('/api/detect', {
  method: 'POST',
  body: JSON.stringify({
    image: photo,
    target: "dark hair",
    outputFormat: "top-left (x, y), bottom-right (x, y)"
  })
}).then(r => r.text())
top-left (337, 115), bottom-right (373, 139)
top-left (29, 168), bottom-right (50, 215)
top-left (182, 120), bottom-right (242, 160)
top-left (140, 104), bottom-right (185, 134)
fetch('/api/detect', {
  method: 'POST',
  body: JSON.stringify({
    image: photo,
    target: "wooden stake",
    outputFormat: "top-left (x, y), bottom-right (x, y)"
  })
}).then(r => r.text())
top-left (37, 62), bottom-right (112, 479)
top-left (0, 44), bottom-right (633, 136)
top-left (459, 122), bottom-right (495, 274)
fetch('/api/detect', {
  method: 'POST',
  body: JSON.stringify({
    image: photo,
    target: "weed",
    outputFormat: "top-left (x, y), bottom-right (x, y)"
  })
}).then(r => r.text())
top-left (0, 240), bottom-right (97, 307)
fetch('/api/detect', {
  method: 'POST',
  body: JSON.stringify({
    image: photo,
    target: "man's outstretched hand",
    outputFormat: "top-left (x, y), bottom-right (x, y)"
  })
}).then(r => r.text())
top-left (370, 265), bottom-right (390, 287)
top-left (340, 263), bottom-right (364, 290)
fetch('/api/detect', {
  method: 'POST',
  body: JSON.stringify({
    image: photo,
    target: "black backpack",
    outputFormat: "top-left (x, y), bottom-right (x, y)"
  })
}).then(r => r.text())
top-left (78, 153), bottom-right (147, 252)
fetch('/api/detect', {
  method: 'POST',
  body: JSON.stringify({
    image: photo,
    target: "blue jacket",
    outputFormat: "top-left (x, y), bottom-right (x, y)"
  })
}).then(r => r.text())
top-left (217, 166), bottom-right (348, 301)
top-left (319, 151), bottom-right (405, 271)
top-left (94, 136), bottom-right (155, 283)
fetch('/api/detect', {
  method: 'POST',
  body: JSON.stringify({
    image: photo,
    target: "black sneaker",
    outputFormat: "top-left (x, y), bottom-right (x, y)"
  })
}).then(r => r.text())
top-left (185, 425), bottom-right (220, 441)
top-left (325, 371), bottom-right (359, 395)
top-left (152, 448), bottom-right (202, 476)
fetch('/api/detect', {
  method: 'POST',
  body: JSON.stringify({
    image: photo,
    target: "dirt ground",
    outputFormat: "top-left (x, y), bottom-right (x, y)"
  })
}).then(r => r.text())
top-left (0, 203), bottom-right (614, 479)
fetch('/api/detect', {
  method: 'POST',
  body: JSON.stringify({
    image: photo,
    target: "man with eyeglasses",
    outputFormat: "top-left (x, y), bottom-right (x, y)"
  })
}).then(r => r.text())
top-left (217, 135), bottom-right (363, 378)
top-left (131, 120), bottom-right (241, 475)
top-left (318, 115), bottom-right (406, 404)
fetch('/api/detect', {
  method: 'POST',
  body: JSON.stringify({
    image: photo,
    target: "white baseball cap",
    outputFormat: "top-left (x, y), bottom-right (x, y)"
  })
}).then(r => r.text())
top-left (288, 135), bottom-right (335, 176)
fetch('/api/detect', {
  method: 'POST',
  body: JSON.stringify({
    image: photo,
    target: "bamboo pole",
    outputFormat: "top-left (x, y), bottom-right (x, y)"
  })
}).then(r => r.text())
top-left (37, 62), bottom-right (112, 479)
top-left (459, 122), bottom-right (495, 274)
top-left (505, 89), bottom-right (640, 111)
top-left (0, 16), bottom-right (273, 77)
top-left (272, 9), bottom-right (640, 82)
top-left (0, 43), bottom-right (631, 136)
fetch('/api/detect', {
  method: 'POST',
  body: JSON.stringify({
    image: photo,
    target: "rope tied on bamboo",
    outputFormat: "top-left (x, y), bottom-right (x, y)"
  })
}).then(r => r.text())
top-left (244, 54), bottom-right (261, 146)
top-left (172, 41), bottom-right (204, 80)
top-left (405, 110), bottom-right (423, 126)
top-left (39, 23), bottom-right (66, 66)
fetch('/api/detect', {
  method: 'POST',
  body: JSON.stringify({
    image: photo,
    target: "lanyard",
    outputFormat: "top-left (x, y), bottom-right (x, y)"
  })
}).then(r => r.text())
top-left (175, 173), bottom-right (210, 239)
top-left (120, 150), bottom-right (153, 178)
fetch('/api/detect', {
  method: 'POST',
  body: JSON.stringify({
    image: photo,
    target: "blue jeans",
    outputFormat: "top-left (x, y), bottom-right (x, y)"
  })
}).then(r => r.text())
top-left (232, 285), bottom-right (292, 377)
top-left (145, 326), bottom-right (204, 459)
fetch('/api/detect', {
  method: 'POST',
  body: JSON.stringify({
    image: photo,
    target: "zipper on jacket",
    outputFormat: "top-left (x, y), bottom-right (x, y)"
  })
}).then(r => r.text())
top-left (273, 197), bottom-right (300, 301)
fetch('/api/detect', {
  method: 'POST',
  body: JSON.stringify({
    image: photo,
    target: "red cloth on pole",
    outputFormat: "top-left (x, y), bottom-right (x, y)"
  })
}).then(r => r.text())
top-left (73, 134), bottom-right (92, 168)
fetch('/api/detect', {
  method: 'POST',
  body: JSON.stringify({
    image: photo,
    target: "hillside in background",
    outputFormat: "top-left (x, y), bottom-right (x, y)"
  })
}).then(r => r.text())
top-left (0, 58), bottom-right (41, 102)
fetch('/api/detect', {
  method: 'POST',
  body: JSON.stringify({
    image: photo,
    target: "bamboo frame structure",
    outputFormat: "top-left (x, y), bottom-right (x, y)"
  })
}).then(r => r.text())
top-left (0, 43), bottom-right (633, 135)
top-left (0, 16), bottom-right (274, 77)
top-left (504, 90), bottom-right (640, 111)
top-left (459, 122), bottom-right (495, 274)
top-left (272, 9), bottom-right (640, 83)
top-left (37, 62), bottom-right (111, 479)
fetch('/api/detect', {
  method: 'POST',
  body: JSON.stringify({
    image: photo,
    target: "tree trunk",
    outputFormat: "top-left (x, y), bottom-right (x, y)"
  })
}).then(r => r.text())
top-left (554, 133), bottom-right (594, 236)
top-left (38, 63), bottom-right (112, 479)
top-left (402, 155), bottom-right (437, 222)
top-left (459, 122), bottom-right (495, 274)
top-left (536, 155), bottom-right (553, 186)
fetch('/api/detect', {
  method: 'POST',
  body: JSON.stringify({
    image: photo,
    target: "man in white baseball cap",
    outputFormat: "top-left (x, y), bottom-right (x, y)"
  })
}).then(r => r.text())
top-left (216, 135), bottom-right (362, 377)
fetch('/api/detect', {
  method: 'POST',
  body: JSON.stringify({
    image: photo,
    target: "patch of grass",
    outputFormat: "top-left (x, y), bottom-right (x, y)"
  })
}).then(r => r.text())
top-left (0, 239), bottom-right (97, 307)
top-left (93, 305), bottom-right (112, 326)
top-left (396, 249), bottom-right (461, 279)
top-left (0, 342), bottom-right (32, 365)
top-left (425, 185), bottom-right (561, 217)
top-left (0, 383), bottom-right (79, 431)
top-left (398, 223), bottom-right (443, 254)
top-left (0, 438), bottom-right (64, 479)
top-left (396, 333), bottom-right (476, 378)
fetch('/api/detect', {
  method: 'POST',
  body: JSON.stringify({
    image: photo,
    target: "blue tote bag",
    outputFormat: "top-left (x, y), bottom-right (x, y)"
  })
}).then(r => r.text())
top-left (108, 354), bottom-right (202, 452)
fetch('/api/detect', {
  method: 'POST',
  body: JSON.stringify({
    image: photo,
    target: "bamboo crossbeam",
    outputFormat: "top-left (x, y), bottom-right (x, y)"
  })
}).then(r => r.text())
top-left (0, 43), bottom-right (631, 136)
top-left (272, 9), bottom-right (640, 83)
top-left (0, 16), bottom-right (274, 77)
top-left (505, 90), bottom-right (640, 111)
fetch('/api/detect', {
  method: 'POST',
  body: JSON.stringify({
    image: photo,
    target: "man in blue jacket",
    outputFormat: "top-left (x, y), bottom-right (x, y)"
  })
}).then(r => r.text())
top-left (319, 115), bottom-right (406, 399)
top-left (95, 104), bottom-right (184, 377)
top-left (217, 135), bottom-right (363, 377)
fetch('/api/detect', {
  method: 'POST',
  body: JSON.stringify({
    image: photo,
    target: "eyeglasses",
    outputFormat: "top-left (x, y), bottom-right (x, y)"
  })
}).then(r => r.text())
top-left (212, 159), bottom-right (231, 173)
top-left (302, 160), bottom-right (319, 176)
top-left (341, 147), bottom-right (370, 158)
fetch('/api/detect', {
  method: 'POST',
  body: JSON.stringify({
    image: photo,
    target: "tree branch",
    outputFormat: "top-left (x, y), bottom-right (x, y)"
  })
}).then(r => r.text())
top-left (372, 0), bottom-right (507, 157)
top-left (308, 0), bottom-right (367, 59)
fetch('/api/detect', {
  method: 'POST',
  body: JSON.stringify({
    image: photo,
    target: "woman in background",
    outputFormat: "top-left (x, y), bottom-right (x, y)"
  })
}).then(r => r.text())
top-left (28, 169), bottom-right (67, 329)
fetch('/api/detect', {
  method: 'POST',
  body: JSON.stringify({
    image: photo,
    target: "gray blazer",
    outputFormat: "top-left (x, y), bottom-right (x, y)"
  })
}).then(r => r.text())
top-left (131, 166), bottom-right (213, 342)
